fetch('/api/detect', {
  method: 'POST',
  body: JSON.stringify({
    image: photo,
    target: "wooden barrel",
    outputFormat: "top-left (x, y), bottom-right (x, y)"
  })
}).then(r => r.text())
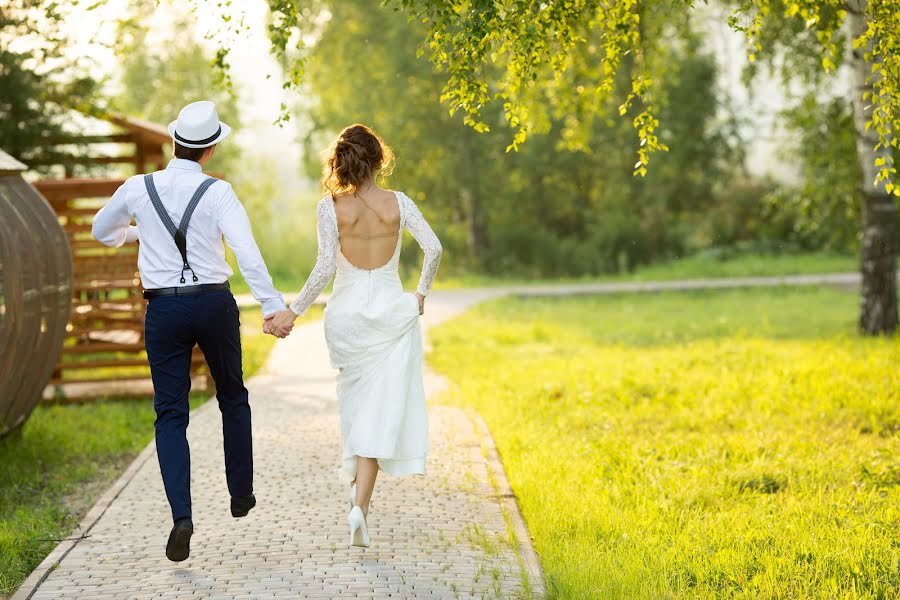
top-left (0, 150), bottom-right (73, 437)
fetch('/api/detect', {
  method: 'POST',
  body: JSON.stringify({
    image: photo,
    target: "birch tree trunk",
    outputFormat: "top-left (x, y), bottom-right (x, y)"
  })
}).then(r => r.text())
top-left (845, 0), bottom-right (898, 334)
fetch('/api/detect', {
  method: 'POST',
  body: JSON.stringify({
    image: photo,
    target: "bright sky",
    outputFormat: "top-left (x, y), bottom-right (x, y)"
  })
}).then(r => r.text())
top-left (696, 4), bottom-right (851, 185)
top-left (58, 0), bottom-right (311, 197)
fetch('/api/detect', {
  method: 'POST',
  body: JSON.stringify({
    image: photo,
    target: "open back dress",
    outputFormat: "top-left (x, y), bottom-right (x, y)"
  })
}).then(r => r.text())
top-left (289, 191), bottom-right (442, 480)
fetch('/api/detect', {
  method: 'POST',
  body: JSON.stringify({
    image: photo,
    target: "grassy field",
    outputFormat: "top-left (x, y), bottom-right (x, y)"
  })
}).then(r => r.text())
top-left (427, 251), bottom-right (859, 290)
top-left (0, 305), bottom-right (280, 597)
top-left (429, 287), bottom-right (899, 599)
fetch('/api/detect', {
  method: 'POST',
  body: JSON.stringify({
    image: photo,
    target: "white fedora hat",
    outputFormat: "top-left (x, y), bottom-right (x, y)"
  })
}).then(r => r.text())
top-left (168, 100), bottom-right (231, 148)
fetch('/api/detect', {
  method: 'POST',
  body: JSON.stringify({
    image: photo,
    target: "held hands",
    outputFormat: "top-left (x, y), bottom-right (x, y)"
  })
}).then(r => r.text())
top-left (264, 295), bottom-right (422, 338)
top-left (263, 309), bottom-right (298, 338)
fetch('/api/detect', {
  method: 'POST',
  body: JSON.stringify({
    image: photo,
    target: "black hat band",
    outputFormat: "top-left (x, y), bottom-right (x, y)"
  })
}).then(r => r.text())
top-left (173, 125), bottom-right (222, 146)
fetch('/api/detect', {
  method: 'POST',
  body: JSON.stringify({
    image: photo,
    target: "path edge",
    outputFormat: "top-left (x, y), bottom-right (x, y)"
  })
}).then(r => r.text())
top-left (10, 399), bottom-right (219, 600)
top-left (468, 409), bottom-right (547, 597)
top-left (10, 439), bottom-right (157, 600)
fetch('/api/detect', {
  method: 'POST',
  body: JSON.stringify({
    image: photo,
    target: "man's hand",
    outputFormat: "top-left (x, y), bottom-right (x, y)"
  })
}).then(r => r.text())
top-left (264, 309), bottom-right (298, 338)
top-left (262, 315), bottom-right (278, 336)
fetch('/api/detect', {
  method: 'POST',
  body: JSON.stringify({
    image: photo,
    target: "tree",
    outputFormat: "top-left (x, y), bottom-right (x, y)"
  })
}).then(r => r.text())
top-left (252, 0), bottom-right (898, 333)
top-left (113, 2), bottom-right (241, 176)
top-left (843, 0), bottom-right (898, 333)
top-left (765, 94), bottom-right (861, 252)
top-left (389, 0), bottom-right (898, 333)
top-left (291, 0), bottom-right (515, 267)
top-left (0, 1), bottom-right (103, 165)
top-left (729, 0), bottom-right (898, 333)
top-left (279, 2), bottom-right (739, 277)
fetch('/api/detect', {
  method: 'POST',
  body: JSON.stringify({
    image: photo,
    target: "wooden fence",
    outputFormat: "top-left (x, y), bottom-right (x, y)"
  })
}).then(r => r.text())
top-left (31, 115), bottom-right (214, 400)
top-left (35, 179), bottom-right (211, 397)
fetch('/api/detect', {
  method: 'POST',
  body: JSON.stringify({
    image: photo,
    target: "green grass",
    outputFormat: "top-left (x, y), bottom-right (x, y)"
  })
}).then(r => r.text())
top-left (429, 250), bottom-right (858, 290)
top-left (238, 306), bottom-right (278, 377)
top-left (0, 304), bottom-right (286, 597)
top-left (616, 250), bottom-right (856, 281)
top-left (429, 287), bottom-right (899, 599)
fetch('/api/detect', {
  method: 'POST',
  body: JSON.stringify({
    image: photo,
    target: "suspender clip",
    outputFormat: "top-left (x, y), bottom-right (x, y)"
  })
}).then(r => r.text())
top-left (181, 262), bottom-right (198, 284)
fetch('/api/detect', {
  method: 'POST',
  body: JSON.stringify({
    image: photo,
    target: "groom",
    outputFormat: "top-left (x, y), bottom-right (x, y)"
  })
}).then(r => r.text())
top-left (92, 101), bottom-right (291, 562)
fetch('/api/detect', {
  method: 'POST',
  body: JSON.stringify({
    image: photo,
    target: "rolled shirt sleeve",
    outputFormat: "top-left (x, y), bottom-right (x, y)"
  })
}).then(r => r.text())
top-left (124, 225), bottom-right (140, 243)
top-left (216, 183), bottom-right (285, 317)
top-left (92, 181), bottom-right (137, 247)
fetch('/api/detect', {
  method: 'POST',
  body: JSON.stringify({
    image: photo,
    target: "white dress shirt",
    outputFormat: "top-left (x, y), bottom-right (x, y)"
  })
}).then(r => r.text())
top-left (92, 158), bottom-right (285, 316)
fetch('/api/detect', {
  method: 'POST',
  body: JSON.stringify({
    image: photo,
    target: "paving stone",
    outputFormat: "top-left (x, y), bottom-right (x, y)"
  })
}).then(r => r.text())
top-left (16, 293), bottom-right (539, 599)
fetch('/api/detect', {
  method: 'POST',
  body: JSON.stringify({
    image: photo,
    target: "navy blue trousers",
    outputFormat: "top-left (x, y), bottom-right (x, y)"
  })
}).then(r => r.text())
top-left (144, 290), bottom-right (252, 522)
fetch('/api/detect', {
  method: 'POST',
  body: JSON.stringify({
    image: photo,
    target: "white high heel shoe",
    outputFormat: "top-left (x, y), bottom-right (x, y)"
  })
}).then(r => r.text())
top-left (348, 506), bottom-right (370, 548)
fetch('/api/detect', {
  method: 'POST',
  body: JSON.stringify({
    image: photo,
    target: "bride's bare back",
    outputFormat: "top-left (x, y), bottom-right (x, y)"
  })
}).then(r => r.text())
top-left (333, 188), bottom-right (401, 270)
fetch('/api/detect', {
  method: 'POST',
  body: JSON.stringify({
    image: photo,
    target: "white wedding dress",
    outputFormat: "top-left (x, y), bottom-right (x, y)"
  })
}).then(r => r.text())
top-left (289, 191), bottom-right (442, 480)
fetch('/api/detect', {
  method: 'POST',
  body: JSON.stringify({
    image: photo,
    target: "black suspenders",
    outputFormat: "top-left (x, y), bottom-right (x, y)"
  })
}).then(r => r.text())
top-left (144, 174), bottom-right (217, 284)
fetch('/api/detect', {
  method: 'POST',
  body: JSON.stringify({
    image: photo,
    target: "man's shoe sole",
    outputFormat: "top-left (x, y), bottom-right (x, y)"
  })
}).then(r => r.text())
top-left (166, 523), bottom-right (193, 562)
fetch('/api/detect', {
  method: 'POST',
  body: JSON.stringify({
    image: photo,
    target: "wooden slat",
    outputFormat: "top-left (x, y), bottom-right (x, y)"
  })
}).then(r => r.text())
top-left (64, 223), bottom-right (96, 233)
top-left (69, 315), bottom-right (144, 324)
top-left (73, 281), bottom-right (141, 292)
top-left (48, 372), bottom-right (210, 387)
top-left (72, 277), bottom-right (140, 286)
top-left (57, 207), bottom-right (109, 218)
top-left (69, 319), bottom-right (144, 329)
top-left (48, 373), bottom-right (154, 386)
top-left (33, 178), bottom-right (126, 203)
top-left (70, 252), bottom-right (138, 261)
top-left (72, 273), bottom-right (140, 283)
top-left (59, 357), bottom-right (202, 369)
top-left (69, 240), bottom-right (118, 250)
top-left (69, 300), bottom-right (143, 311)
top-left (69, 313), bottom-right (144, 330)
top-left (106, 114), bottom-right (172, 147)
top-left (62, 342), bottom-right (145, 354)
top-left (71, 252), bottom-right (138, 261)
top-left (27, 155), bottom-right (137, 167)
top-left (70, 320), bottom-right (144, 333)
top-left (72, 255), bottom-right (139, 267)
top-left (68, 320), bottom-right (143, 328)
top-left (43, 134), bottom-right (134, 144)
top-left (54, 357), bottom-right (204, 375)
top-left (58, 358), bottom-right (150, 369)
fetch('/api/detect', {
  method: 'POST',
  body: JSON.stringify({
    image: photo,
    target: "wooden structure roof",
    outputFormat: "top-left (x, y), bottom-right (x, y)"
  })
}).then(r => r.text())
top-left (105, 114), bottom-right (172, 147)
top-left (0, 150), bottom-right (27, 174)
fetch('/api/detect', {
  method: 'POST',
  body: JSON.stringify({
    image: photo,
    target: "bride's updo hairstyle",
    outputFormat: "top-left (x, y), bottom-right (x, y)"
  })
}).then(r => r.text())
top-left (322, 124), bottom-right (394, 196)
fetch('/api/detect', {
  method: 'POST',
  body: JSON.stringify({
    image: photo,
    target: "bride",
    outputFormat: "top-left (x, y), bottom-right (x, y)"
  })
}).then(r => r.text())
top-left (266, 124), bottom-right (442, 547)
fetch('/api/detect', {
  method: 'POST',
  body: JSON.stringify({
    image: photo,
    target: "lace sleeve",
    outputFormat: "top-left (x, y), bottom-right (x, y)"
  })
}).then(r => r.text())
top-left (401, 192), bottom-right (443, 296)
top-left (289, 198), bottom-right (338, 316)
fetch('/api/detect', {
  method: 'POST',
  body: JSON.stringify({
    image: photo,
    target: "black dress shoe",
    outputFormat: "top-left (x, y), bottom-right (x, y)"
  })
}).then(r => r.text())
top-left (166, 518), bottom-right (193, 562)
top-left (231, 493), bottom-right (256, 518)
